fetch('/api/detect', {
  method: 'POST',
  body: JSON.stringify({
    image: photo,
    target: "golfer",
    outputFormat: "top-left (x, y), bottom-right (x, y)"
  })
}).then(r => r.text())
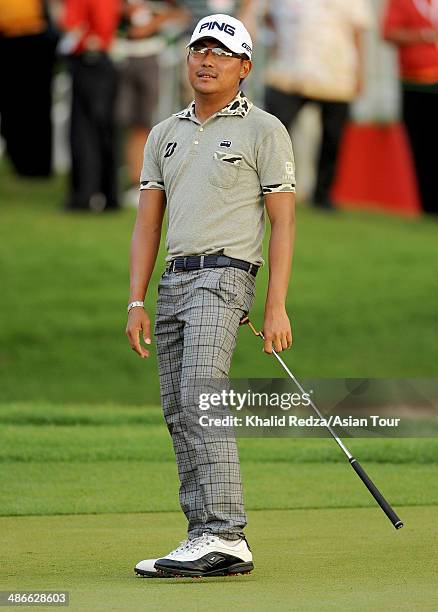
top-left (127, 13), bottom-right (296, 578)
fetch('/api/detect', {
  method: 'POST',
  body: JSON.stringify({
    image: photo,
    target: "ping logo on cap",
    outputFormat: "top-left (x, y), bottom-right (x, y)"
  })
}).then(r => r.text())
top-left (199, 21), bottom-right (236, 36)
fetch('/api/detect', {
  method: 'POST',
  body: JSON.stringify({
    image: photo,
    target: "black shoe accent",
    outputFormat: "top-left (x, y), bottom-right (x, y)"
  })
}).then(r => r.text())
top-left (154, 553), bottom-right (254, 577)
top-left (242, 536), bottom-right (252, 552)
top-left (134, 566), bottom-right (173, 578)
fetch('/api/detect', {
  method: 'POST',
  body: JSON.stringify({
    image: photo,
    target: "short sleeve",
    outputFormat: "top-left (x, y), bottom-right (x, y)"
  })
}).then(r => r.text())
top-left (382, 0), bottom-right (407, 37)
top-left (257, 126), bottom-right (296, 195)
top-left (139, 128), bottom-right (165, 191)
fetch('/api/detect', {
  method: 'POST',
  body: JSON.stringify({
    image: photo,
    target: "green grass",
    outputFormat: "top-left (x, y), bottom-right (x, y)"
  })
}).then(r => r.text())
top-left (1, 161), bottom-right (438, 609)
top-left (1, 163), bottom-right (437, 405)
top-left (1, 507), bottom-right (437, 611)
top-left (1, 403), bottom-right (438, 465)
top-left (1, 403), bottom-right (437, 517)
top-left (2, 459), bottom-right (438, 517)
top-left (0, 402), bottom-right (437, 610)
top-left (1, 404), bottom-right (437, 609)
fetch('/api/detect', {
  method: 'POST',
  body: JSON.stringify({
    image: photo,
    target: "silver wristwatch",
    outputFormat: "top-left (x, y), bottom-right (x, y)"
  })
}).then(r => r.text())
top-left (127, 300), bottom-right (144, 314)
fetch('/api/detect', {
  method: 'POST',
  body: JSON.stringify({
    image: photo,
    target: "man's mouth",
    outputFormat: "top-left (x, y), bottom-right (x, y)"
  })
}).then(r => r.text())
top-left (197, 72), bottom-right (217, 79)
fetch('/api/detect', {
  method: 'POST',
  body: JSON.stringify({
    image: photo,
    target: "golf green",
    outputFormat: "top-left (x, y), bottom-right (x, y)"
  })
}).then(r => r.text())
top-left (1, 404), bottom-right (437, 609)
top-left (0, 507), bottom-right (435, 611)
top-left (2, 153), bottom-right (438, 610)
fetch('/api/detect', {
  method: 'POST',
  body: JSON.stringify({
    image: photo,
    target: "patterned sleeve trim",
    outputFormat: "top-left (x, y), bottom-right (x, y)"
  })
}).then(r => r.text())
top-left (262, 184), bottom-right (296, 194)
top-left (140, 180), bottom-right (165, 191)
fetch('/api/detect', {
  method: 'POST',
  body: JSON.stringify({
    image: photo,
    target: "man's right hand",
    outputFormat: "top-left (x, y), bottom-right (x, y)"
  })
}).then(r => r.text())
top-left (126, 309), bottom-right (152, 359)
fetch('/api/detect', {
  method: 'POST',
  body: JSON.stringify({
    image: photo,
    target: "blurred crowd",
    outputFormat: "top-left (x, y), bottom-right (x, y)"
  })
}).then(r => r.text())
top-left (0, 0), bottom-right (437, 214)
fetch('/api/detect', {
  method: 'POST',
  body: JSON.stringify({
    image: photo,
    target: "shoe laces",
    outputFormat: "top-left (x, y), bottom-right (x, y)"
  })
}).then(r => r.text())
top-left (168, 539), bottom-right (190, 558)
top-left (184, 532), bottom-right (218, 554)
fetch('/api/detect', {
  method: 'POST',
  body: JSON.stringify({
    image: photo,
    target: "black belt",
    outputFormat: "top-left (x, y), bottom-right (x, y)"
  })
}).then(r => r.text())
top-left (166, 254), bottom-right (260, 277)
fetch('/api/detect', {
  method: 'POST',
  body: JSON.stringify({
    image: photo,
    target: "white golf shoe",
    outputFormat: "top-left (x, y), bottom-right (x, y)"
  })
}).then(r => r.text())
top-left (154, 532), bottom-right (253, 577)
top-left (134, 539), bottom-right (191, 577)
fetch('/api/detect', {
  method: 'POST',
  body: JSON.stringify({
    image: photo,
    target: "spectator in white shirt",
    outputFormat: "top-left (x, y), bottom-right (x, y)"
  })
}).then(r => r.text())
top-left (264, 0), bottom-right (373, 210)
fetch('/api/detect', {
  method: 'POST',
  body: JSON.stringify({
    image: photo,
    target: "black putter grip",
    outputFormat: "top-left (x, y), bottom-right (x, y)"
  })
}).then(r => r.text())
top-left (349, 458), bottom-right (404, 529)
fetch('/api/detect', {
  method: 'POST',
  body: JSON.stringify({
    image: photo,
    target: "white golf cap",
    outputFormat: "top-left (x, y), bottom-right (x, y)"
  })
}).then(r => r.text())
top-left (186, 14), bottom-right (253, 60)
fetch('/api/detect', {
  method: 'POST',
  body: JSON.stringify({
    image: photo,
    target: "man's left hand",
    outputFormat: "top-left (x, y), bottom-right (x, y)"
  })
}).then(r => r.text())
top-left (262, 304), bottom-right (292, 353)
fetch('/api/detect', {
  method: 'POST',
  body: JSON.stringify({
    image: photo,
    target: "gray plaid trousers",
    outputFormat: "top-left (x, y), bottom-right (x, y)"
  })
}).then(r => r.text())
top-left (153, 266), bottom-right (256, 540)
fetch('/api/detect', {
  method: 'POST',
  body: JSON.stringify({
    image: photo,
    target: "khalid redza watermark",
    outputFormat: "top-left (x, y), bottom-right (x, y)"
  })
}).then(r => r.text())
top-left (199, 413), bottom-right (402, 429)
top-left (191, 378), bottom-right (438, 438)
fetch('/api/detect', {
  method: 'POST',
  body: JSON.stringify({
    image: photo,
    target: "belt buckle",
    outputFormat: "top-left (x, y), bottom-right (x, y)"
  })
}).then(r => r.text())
top-left (249, 263), bottom-right (259, 277)
top-left (216, 255), bottom-right (230, 267)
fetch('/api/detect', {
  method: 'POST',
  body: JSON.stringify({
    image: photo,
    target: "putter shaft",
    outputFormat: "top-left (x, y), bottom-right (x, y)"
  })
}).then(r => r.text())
top-left (239, 315), bottom-right (404, 530)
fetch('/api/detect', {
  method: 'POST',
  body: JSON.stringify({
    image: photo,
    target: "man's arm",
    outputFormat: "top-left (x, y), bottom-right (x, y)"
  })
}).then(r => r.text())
top-left (354, 29), bottom-right (365, 97)
top-left (125, 189), bottom-right (166, 359)
top-left (126, 3), bottom-right (189, 40)
top-left (383, 27), bottom-right (438, 45)
top-left (382, 0), bottom-right (438, 45)
top-left (237, 0), bottom-right (259, 38)
top-left (263, 192), bottom-right (295, 354)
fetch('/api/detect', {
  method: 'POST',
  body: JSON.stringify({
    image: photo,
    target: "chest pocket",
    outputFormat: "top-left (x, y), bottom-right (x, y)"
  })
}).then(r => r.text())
top-left (209, 151), bottom-right (242, 189)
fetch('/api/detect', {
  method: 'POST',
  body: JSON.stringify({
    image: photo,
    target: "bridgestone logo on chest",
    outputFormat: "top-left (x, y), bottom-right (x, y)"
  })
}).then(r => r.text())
top-left (164, 142), bottom-right (177, 158)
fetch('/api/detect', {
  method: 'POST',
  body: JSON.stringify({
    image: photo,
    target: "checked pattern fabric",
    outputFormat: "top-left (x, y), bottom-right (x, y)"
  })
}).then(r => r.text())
top-left (153, 266), bottom-right (256, 540)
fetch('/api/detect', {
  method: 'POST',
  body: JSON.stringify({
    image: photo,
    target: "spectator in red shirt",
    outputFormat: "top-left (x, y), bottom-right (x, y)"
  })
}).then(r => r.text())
top-left (61, 0), bottom-right (122, 211)
top-left (382, 0), bottom-right (438, 215)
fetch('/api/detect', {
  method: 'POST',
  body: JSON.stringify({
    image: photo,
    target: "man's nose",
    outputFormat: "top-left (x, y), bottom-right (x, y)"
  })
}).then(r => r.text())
top-left (201, 50), bottom-right (215, 65)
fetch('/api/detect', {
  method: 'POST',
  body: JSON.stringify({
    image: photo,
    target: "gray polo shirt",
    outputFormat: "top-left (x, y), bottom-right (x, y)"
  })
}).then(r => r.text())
top-left (140, 90), bottom-right (295, 266)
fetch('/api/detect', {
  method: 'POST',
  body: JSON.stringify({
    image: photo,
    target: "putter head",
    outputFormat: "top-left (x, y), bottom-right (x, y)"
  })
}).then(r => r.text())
top-left (239, 315), bottom-right (262, 338)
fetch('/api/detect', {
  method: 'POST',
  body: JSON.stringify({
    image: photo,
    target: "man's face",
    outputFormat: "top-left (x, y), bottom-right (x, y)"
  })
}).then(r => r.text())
top-left (187, 38), bottom-right (251, 95)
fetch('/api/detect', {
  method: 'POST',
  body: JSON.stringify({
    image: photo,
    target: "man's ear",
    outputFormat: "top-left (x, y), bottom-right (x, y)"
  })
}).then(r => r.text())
top-left (240, 60), bottom-right (252, 80)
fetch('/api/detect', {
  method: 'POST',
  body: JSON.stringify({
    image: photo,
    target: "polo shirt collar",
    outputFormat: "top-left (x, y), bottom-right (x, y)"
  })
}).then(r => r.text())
top-left (174, 90), bottom-right (253, 122)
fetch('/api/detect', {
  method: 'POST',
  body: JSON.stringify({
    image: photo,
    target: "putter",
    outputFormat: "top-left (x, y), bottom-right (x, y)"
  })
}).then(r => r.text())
top-left (239, 315), bottom-right (404, 530)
